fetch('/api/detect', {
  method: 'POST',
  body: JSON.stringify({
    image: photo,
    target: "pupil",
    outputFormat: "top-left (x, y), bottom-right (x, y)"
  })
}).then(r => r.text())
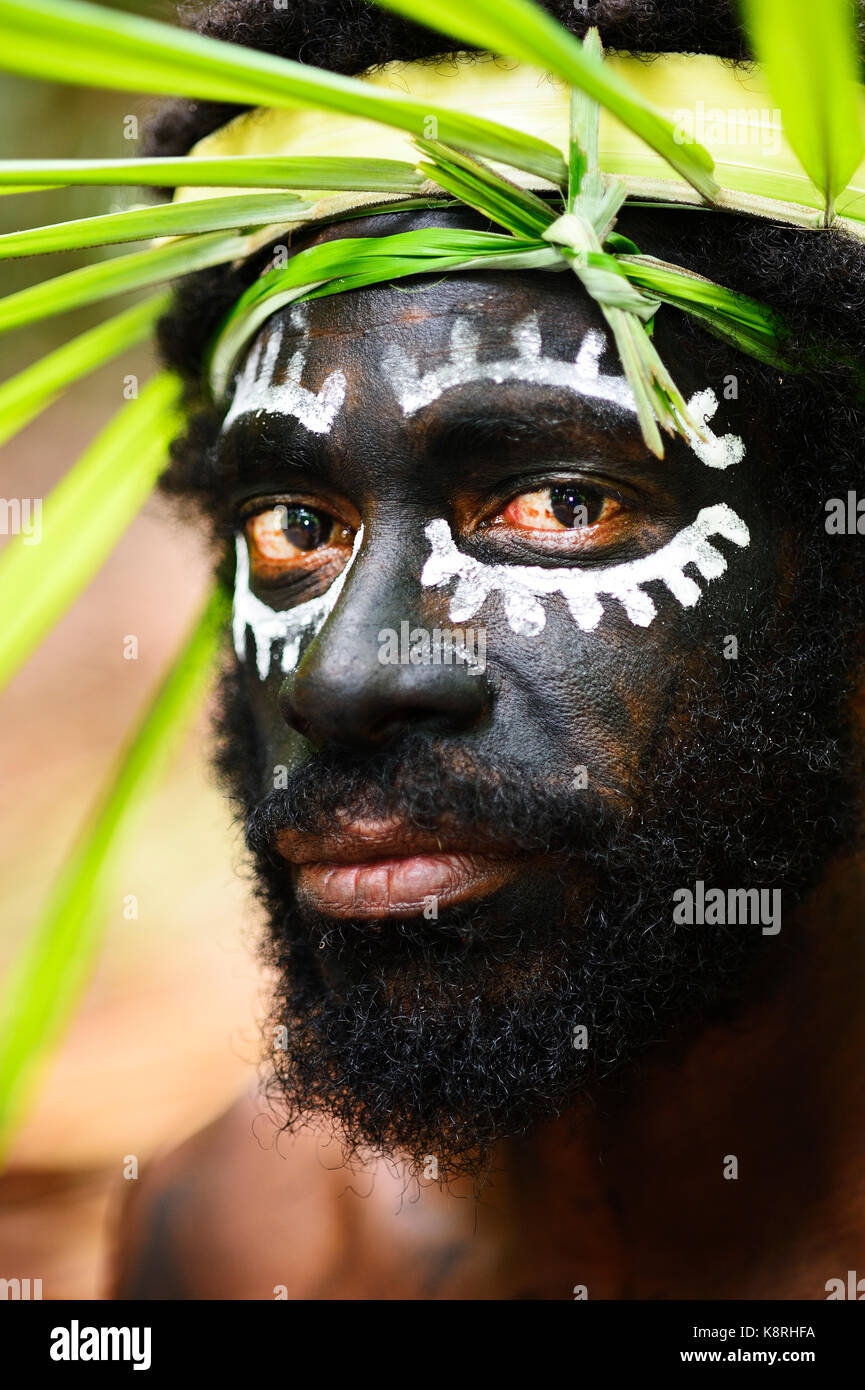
top-left (280, 505), bottom-right (329, 551)
top-left (550, 485), bottom-right (601, 528)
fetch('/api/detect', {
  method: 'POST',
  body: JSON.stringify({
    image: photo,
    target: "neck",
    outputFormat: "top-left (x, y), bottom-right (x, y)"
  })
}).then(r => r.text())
top-left (492, 849), bottom-right (865, 1299)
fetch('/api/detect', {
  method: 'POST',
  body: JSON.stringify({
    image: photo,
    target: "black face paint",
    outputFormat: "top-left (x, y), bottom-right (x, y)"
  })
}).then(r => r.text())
top-left (206, 256), bottom-right (863, 1178)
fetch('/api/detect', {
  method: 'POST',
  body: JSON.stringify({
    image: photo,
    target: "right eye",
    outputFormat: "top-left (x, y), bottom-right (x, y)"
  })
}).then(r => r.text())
top-left (247, 504), bottom-right (337, 560)
top-left (243, 503), bottom-right (357, 589)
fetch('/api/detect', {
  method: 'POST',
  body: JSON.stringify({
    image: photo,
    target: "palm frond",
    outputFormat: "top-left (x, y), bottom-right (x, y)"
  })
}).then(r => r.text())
top-left (741, 0), bottom-right (865, 222)
top-left (616, 254), bottom-right (792, 368)
top-left (0, 373), bottom-right (184, 694)
top-left (0, 193), bottom-right (313, 259)
top-left (0, 587), bottom-right (227, 1161)
top-left (0, 294), bottom-right (169, 447)
top-left (0, 229), bottom-right (250, 335)
top-left (370, 0), bottom-right (717, 198)
top-left (415, 139), bottom-right (558, 238)
top-left (0, 0), bottom-right (566, 184)
top-left (540, 27), bottom-right (699, 456)
top-left (0, 155), bottom-right (426, 192)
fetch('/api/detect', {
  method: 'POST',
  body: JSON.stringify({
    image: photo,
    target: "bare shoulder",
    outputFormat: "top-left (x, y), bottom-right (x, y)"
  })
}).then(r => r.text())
top-left (108, 1091), bottom-right (348, 1300)
top-left (109, 1090), bottom-right (505, 1300)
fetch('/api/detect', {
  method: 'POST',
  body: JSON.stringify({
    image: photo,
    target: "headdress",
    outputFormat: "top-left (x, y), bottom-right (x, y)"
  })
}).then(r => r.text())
top-left (0, 0), bottom-right (862, 1153)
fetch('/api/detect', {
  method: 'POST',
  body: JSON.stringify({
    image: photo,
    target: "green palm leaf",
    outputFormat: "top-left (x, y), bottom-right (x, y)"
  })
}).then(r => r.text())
top-left (371, 0), bottom-right (717, 199)
top-left (0, 587), bottom-right (227, 1160)
top-left (741, 0), bottom-right (865, 221)
top-left (616, 254), bottom-right (792, 368)
top-left (0, 193), bottom-right (315, 259)
top-left (0, 229), bottom-right (250, 335)
top-left (0, 372), bottom-right (184, 694)
top-left (0, 0), bottom-right (565, 184)
top-left (415, 139), bottom-right (557, 238)
top-left (0, 155), bottom-right (426, 192)
top-left (0, 294), bottom-right (169, 447)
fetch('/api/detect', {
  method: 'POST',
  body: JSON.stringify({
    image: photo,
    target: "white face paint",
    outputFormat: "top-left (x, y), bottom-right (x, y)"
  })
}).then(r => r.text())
top-left (403, 316), bottom-right (751, 636)
top-left (233, 525), bottom-right (363, 680)
top-left (421, 505), bottom-right (750, 636)
top-left (222, 304), bottom-right (347, 435)
top-left (384, 312), bottom-right (636, 417)
top-left (679, 386), bottom-right (745, 470)
top-left (384, 310), bottom-right (744, 471)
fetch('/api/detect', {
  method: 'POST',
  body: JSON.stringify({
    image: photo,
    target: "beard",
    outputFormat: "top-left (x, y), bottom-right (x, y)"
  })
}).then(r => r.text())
top-left (214, 576), bottom-right (863, 1179)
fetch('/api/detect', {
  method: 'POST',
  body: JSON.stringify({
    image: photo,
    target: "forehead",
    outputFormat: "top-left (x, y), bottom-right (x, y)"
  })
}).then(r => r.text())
top-left (230, 268), bottom-right (712, 406)
top-left (276, 271), bottom-right (605, 353)
top-left (222, 270), bottom-right (735, 465)
top-left (216, 198), bottom-right (777, 504)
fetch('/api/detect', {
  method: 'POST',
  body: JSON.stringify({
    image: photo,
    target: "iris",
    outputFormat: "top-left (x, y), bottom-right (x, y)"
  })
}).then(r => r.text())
top-left (280, 504), bottom-right (330, 551)
top-left (550, 485), bottom-right (602, 528)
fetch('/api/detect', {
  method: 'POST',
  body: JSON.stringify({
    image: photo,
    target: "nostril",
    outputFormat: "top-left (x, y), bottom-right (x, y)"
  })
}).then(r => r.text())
top-left (280, 683), bottom-right (322, 744)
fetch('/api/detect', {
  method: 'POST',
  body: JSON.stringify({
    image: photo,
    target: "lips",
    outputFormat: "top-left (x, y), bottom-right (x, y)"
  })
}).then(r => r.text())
top-left (275, 820), bottom-right (518, 919)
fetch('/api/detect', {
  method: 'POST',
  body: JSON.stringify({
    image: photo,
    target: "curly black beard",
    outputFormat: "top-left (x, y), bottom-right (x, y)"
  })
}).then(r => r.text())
top-left (212, 562), bottom-right (864, 1181)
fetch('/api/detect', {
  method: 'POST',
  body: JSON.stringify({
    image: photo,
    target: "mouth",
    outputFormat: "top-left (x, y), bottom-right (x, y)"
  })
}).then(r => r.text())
top-left (275, 820), bottom-right (520, 919)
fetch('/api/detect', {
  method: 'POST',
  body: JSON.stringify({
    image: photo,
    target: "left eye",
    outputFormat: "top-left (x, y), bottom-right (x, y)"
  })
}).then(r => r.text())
top-left (500, 484), bottom-right (608, 532)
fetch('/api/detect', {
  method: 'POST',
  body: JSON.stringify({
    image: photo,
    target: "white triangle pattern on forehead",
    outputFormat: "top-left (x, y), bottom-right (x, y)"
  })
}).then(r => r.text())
top-left (382, 313), bottom-right (746, 469)
top-left (421, 505), bottom-right (751, 637)
top-left (383, 312), bottom-right (638, 417)
top-left (222, 303), bottom-right (347, 435)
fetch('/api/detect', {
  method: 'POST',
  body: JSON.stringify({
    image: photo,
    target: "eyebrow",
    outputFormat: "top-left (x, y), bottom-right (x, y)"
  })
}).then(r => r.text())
top-left (214, 393), bottom-right (659, 508)
top-left (217, 412), bottom-right (325, 495)
top-left (424, 398), bottom-right (649, 470)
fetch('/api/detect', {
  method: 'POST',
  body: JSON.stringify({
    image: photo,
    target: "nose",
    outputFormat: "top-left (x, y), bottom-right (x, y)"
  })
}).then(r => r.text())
top-left (280, 530), bottom-right (493, 749)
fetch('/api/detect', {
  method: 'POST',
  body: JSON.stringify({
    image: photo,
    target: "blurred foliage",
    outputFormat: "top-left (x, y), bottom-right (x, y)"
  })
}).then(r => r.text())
top-left (0, 0), bottom-right (178, 378)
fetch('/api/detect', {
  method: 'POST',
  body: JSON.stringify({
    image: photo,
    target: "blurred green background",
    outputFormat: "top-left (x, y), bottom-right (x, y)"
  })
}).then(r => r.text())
top-left (0, 0), bottom-right (261, 1298)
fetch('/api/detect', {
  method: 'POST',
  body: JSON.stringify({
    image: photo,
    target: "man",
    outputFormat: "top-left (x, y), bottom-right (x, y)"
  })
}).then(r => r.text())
top-left (112, 0), bottom-right (865, 1299)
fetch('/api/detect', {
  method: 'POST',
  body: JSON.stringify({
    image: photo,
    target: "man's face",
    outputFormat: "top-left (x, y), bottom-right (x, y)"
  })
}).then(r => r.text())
top-left (211, 217), bottom-right (857, 1174)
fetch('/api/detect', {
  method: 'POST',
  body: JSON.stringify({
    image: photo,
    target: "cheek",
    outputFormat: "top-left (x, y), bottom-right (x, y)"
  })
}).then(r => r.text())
top-left (476, 523), bottom-right (778, 796)
top-left (482, 602), bottom-right (691, 793)
top-left (232, 526), bottom-right (364, 686)
top-left (422, 507), bottom-right (752, 638)
top-left (240, 663), bottom-right (308, 790)
top-left (418, 506), bottom-right (761, 786)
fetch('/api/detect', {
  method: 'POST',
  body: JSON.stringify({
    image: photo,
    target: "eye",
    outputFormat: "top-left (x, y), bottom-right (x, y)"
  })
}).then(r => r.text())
top-left (248, 504), bottom-right (336, 560)
top-left (498, 484), bottom-right (612, 532)
top-left (243, 502), bottom-right (355, 588)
